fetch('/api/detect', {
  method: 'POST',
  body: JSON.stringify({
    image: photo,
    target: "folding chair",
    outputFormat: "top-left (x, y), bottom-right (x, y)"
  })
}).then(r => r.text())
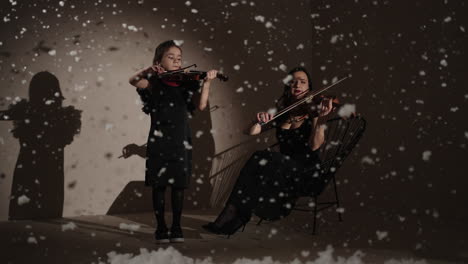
top-left (256, 116), bottom-right (366, 234)
top-left (293, 115), bottom-right (367, 234)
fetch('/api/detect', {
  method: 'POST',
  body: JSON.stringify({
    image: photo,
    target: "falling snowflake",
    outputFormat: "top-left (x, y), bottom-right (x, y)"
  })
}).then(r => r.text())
top-left (376, 230), bottom-right (388, 240)
top-left (338, 104), bottom-right (356, 118)
top-left (157, 167), bottom-right (167, 177)
top-left (153, 130), bottom-right (163, 137)
top-left (278, 64), bottom-right (287, 72)
top-left (61, 222), bottom-right (77, 231)
top-left (330, 35), bottom-right (339, 44)
top-left (195, 130), bottom-right (204, 138)
top-left (267, 108), bottom-right (277, 116)
top-left (27, 237), bottom-right (38, 244)
top-left (183, 140), bottom-right (192, 150)
top-left (173, 39), bottom-right (184, 46)
top-left (17, 195), bottom-right (30, 205)
top-left (254, 15), bottom-right (265, 23)
top-left (119, 223), bottom-right (140, 232)
top-left (361, 156), bottom-right (375, 165)
top-left (422, 150), bottom-right (431, 161)
top-left (282, 74), bottom-right (293, 85)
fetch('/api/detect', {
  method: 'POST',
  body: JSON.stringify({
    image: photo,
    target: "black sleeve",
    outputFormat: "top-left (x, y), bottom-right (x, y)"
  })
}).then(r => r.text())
top-left (136, 88), bottom-right (153, 115)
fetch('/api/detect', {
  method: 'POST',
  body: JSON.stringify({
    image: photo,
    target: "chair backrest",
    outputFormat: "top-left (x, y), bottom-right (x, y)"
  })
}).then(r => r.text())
top-left (317, 116), bottom-right (367, 189)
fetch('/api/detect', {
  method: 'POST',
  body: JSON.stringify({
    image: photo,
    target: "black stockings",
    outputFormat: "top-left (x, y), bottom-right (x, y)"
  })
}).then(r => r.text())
top-left (152, 186), bottom-right (184, 230)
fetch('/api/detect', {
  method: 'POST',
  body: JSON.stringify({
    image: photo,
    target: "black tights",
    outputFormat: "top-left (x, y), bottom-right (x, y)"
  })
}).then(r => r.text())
top-left (152, 186), bottom-right (184, 230)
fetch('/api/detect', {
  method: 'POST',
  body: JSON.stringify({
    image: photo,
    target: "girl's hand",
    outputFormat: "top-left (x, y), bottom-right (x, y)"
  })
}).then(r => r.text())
top-left (256, 112), bottom-right (273, 124)
top-left (204, 69), bottom-right (218, 82)
top-left (151, 64), bottom-right (166, 74)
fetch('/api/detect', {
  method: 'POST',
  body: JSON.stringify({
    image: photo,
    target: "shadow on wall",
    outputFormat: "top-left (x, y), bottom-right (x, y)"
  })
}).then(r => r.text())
top-left (186, 103), bottom-right (216, 209)
top-left (0, 71), bottom-right (82, 220)
top-left (109, 103), bottom-right (216, 214)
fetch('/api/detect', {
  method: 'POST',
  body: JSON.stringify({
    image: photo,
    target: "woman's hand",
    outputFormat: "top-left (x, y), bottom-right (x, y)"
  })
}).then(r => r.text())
top-left (204, 69), bottom-right (218, 82)
top-left (318, 97), bottom-right (334, 117)
top-left (256, 112), bottom-right (274, 124)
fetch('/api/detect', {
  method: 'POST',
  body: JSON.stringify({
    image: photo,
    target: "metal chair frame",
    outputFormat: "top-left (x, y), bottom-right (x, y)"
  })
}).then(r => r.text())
top-left (257, 116), bottom-right (367, 234)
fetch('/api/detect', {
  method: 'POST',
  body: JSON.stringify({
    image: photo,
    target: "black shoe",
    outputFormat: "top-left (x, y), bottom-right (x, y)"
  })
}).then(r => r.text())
top-left (220, 217), bottom-right (247, 237)
top-left (169, 226), bottom-right (184, 243)
top-left (202, 219), bottom-right (247, 237)
top-left (202, 222), bottom-right (224, 235)
top-left (154, 229), bottom-right (169, 244)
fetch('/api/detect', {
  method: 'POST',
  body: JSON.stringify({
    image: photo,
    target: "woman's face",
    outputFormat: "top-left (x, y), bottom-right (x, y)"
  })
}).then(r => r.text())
top-left (289, 71), bottom-right (309, 99)
top-left (158, 46), bottom-right (182, 71)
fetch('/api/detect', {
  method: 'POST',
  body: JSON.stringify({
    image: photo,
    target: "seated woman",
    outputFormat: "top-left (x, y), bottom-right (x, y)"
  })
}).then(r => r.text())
top-left (202, 67), bottom-right (335, 236)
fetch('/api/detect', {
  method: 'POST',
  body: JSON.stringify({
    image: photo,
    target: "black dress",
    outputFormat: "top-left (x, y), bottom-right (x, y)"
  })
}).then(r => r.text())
top-left (137, 77), bottom-right (199, 189)
top-left (226, 118), bottom-right (327, 221)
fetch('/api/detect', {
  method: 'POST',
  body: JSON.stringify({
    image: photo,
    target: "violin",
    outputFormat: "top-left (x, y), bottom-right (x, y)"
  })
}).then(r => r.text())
top-left (259, 76), bottom-right (348, 126)
top-left (157, 64), bottom-right (229, 82)
top-left (292, 94), bottom-right (342, 117)
top-left (159, 70), bottom-right (229, 82)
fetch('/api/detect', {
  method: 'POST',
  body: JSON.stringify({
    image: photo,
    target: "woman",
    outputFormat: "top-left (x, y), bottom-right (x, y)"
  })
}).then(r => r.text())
top-left (202, 67), bottom-right (335, 236)
top-left (129, 40), bottom-right (218, 243)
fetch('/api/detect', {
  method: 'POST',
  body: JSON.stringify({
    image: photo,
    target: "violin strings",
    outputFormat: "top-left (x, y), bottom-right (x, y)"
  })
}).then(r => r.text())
top-left (263, 77), bottom-right (348, 125)
top-left (158, 64), bottom-right (197, 78)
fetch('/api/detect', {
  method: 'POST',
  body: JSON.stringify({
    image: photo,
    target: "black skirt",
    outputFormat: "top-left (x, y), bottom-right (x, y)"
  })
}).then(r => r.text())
top-left (227, 149), bottom-right (324, 221)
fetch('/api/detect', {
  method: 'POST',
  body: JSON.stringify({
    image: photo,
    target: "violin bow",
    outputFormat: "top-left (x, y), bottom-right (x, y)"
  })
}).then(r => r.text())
top-left (157, 64), bottom-right (198, 78)
top-left (259, 76), bottom-right (349, 126)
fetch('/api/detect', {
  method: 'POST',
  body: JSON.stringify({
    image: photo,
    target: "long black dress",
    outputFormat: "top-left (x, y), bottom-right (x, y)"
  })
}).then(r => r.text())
top-left (137, 77), bottom-right (199, 189)
top-left (226, 118), bottom-right (328, 221)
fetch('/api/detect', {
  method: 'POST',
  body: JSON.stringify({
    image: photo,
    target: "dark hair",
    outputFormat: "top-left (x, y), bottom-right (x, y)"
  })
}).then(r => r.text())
top-left (276, 66), bottom-right (313, 111)
top-left (152, 40), bottom-right (182, 65)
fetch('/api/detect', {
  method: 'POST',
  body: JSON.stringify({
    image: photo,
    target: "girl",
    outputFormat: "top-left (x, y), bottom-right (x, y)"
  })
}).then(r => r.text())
top-left (203, 67), bottom-right (335, 236)
top-left (129, 40), bottom-right (218, 243)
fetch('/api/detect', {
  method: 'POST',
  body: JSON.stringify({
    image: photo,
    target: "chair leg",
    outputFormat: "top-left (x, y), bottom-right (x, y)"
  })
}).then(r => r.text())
top-left (332, 176), bottom-right (343, 222)
top-left (312, 196), bottom-right (318, 235)
top-left (256, 218), bottom-right (263, 226)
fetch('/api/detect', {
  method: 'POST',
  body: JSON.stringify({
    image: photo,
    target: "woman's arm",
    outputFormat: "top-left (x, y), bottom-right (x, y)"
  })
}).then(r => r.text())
top-left (309, 117), bottom-right (327, 151)
top-left (198, 70), bottom-right (217, 111)
top-left (309, 98), bottom-right (334, 151)
top-left (243, 112), bottom-right (274, 135)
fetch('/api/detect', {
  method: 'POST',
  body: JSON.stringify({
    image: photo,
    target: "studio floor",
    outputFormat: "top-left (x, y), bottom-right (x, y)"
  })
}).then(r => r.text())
top-left (1, 206), bottom-right (467, 264)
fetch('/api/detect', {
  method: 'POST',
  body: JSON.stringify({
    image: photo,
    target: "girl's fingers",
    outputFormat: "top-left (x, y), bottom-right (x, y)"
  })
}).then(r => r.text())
top-left (208, 70), bottom-right (217, 79)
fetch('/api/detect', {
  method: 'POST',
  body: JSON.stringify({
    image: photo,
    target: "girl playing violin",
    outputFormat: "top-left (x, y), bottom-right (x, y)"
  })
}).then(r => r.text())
top-left (203, 66), bottom-right (336, 236)
top-left (129, 40), bottom-right (218, 243)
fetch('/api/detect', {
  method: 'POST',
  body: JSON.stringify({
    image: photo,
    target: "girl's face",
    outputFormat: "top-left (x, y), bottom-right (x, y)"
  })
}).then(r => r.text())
top-left (289, 71), bottom-right (309, 99)
top-left (158, 46), bottom-right (182, 71)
